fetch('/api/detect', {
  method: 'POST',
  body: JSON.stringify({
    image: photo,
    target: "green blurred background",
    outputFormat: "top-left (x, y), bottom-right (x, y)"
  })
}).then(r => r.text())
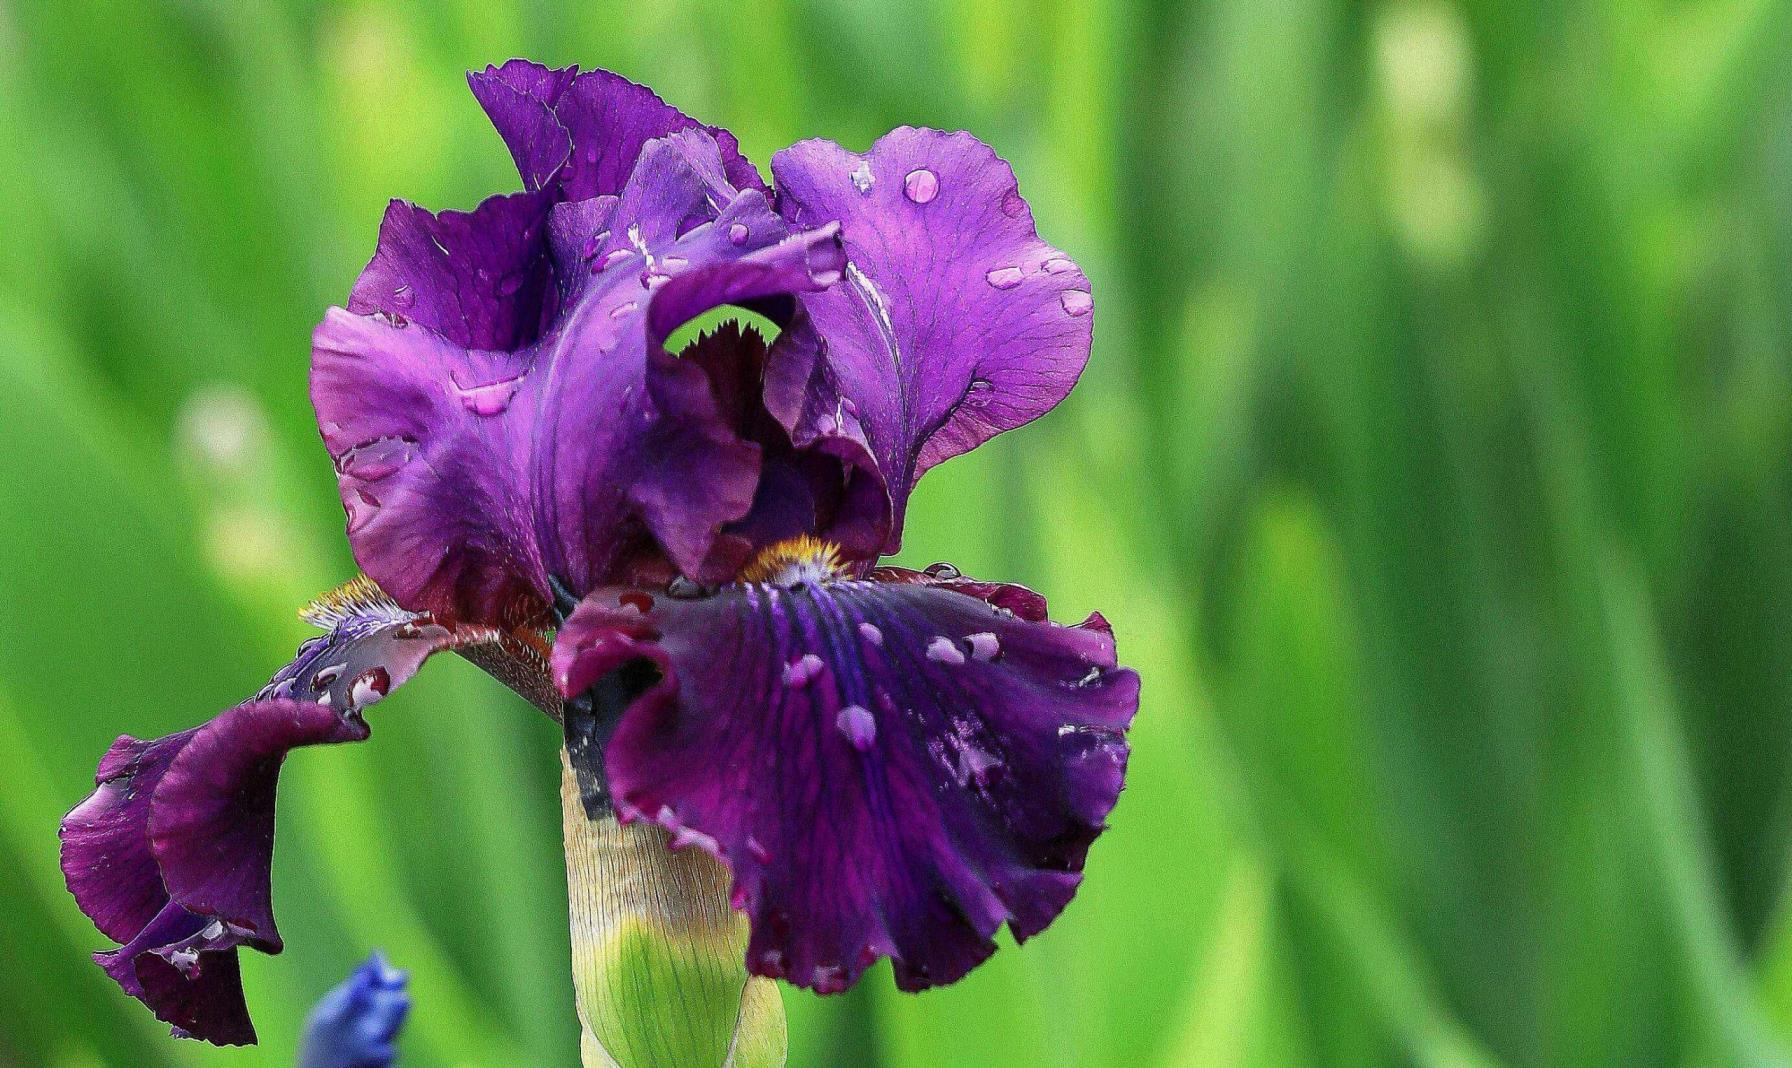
top-left (3, 0), bottom-right (1792, 1064)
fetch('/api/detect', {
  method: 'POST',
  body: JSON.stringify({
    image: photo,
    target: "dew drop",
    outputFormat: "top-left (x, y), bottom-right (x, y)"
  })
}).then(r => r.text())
top-left (924, 561), bottom-right (961, 580)
top-left (601, 248), bottom-right (633, 269)
top-left (926, 636), bottom-right (966, 665)
top-left (815, 413), bottom-right (838, 435)
top-left (348, 667), bottom-right (391, 709)
top-left (966, 632), bottom-right (1000, 661)
top-left (851, 161), bottom-right (875, 194)
top-left (985, 266), bottom-right (1024, 290)
top-left (836, 704), bottom-right (876, 751)
top-left (813, 964), bottom-right (847, 994)
top-left (344, 492), bottom-right (379, 535)
top-left (1041, 257), bottom-right (1076, 275)
top-left (728, 223), bottom-right (750, 245)
top-left (782, 653), bottom-right (826, 686)
top-left (311, 663), bottom-right (345, 690)
top-left (903, 168), bottom-right (939, 204)
top-left (810, 267), bottom-right (843, 287)
top-left (337, 437), bottom-right (413, 481)
top-left (1060, 290), bottom-right (1093, 316)
top-left (610, 300), bottom-right (639, 320)
top-left (858, 622), bottom-right (884, 646)
top-left (456, 377), bottom-right (522, 416)
top-left (391, 284), bottom-right (415, 309)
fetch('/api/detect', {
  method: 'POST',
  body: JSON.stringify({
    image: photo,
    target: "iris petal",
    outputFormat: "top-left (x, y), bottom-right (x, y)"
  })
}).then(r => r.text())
top-left (468, 60), bottom-right (764, 200)
top-left (60, 581), bottom-right (490, 1045)
top-left (768, 128), bottom-right (1095, 549)
top-left (551, 568), bottom-right (1136, 993)
top-left (314, 131), bottom-right (847, 619)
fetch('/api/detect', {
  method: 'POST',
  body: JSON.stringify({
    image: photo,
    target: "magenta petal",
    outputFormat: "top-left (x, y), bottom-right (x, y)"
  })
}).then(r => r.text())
top-left (469, 60), bottom-right (763, 200)
top-left (61, 583), bottom-right (478, 1045)
top-left (769, 128), bottom-right (1095, 548)
top-left (552, 569), bottom-right (1137, 993)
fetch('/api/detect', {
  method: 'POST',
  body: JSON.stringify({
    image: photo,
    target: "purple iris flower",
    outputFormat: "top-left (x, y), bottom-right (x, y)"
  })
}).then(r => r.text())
top-left (60, 60), bottom-right (1137, 1045)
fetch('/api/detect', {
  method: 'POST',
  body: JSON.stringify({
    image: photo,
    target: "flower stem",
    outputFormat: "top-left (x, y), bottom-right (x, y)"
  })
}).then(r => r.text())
top-left (559, 753), bottom-right (786, 1067)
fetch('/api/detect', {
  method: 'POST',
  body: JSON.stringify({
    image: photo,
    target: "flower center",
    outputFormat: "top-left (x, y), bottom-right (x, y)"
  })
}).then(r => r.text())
top-left (737, 536), bottom-right (848, 587)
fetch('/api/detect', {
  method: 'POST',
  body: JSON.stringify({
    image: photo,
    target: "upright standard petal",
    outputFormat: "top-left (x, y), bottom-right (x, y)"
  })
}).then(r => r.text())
top-left (552, 564), bottom-right (1137, 993)
top-left (768, 128), bottom-right (1095, 548)
top-left (315, 131), bottom-right (848, 618)
top-left (60, 580), bottom-right (493, 1045)
top-left (469, 60), bottom-right (764, 201)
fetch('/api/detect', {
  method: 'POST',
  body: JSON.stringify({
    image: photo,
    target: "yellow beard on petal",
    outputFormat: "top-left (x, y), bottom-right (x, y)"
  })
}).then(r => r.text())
top-left (736, 535), bottom-right (848, 586)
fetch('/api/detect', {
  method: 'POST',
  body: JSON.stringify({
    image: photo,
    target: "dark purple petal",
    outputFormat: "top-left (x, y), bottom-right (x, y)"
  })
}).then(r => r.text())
top-left (347, 192), bottom-right (557, 351)
top-left (62, 580), bottom-right (484, 1045)
top-left (96, 900), bottom-right (256, 1045)
top-left (768, 128), bottom-right (1094, 548)
top-left (551, 565), bottom-right (1137, 993)
top-left (315, 132), bottom-right (847, 613)
top-left (148, 699), bottom-right (372, 946)
top-left (469, 61), bottom-right (764, 201)
top-left (684, 324), bottom-right (887, 561)
top-left (62, 731), bottom-right (200, 944)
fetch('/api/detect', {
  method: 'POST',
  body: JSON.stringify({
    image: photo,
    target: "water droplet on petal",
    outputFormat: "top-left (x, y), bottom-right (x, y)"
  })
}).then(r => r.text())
top-left (337, 437), bottom-right (413, 481)
top-left (601, 248), bottom-right (633, 269)
top-left (851, 161), bottom-right (875, 194)
top-left (728, 223), bottom-right (749, 245)
top-left (810, 267), bottom-right (842, 287)
top-left (1041, 257), bottom-right (1076, 275)
top-left (348, 667), bottom-right (391, 709)
top-left (836, 704), bottom-right (876, 751)
top-left (858, 622), bottom-right (884, 646)
top-left (392, 284), bottom-right (415, 309)
top-left (782, 653), bottom-right (826, 686)
top-left (1060, 289), bottom-right (1093, 316)
top-left (813, 964), bottom-right (847, 994)
top-left (903, 168), bottom-right (939, 204)
top-left (497, 274), bottom-right (525, 296)
top-left (926, 636), bottom-right (966, 665)
top-left (456, 376), bottom-right (522, 416)
top-left (815, 413), bottom-right (837, 435)
top-left (610, 301), bottom-right (639, 320)
top-left (311, 663), bottom-right (345, 690)
top-left (966, 632), bottom-right (1000, 661)
top-left (985, 266), bottom-right (1024, 290)
top-left (924, 562), bottom-right (961, 580)
top-left (344, 490), bottom-right (380, 534)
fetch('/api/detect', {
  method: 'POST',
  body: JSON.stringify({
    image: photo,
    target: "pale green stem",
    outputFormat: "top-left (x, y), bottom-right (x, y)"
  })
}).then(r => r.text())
top-left (560, 753), bottom-right (787, 1068)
